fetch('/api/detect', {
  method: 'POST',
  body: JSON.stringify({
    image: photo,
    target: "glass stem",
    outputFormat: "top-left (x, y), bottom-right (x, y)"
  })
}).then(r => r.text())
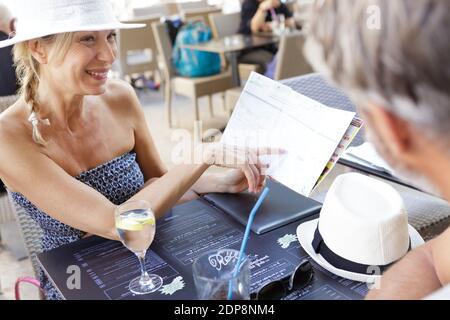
top-left (136, 251), bottom-right (153, 288)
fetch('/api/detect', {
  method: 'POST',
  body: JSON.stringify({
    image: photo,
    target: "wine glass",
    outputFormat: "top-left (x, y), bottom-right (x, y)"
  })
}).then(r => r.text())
top-left (115, 200), bottom-right (163, 295)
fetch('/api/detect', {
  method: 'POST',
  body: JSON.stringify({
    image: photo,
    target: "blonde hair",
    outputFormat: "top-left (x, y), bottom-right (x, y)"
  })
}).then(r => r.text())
top-left (13, 32), bottom-right (74, 145)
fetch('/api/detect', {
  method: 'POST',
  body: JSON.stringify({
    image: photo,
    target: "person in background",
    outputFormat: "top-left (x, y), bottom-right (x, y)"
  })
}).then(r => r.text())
top-left (238, 0), bottom-right (296, 74)
top-left (305, 0), bottom-right (450, 299)
top-left (0, 2), bottom-right (18, 96)
top-left (239, 0), bottom-right (296, 35)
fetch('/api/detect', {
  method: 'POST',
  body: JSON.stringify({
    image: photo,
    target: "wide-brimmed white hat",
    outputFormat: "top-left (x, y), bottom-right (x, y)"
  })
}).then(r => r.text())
top-left (0, 0), bottom-right (145, 48)
top-left (297, 173), bottom-right (424, 283)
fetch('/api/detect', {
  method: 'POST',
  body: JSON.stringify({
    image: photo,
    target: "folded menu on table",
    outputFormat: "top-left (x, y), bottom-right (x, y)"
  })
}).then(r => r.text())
top-left (204, 179), bottom-right (322, 234)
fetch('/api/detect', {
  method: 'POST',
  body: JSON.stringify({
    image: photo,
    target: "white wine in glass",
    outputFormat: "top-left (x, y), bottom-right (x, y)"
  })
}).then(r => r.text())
top-left (115, 200), bottom-right (163, 295)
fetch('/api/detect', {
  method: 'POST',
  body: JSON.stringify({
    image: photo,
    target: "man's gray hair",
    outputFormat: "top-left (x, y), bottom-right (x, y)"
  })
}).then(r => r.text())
top-left (304, 0), bottom-right (450, 136)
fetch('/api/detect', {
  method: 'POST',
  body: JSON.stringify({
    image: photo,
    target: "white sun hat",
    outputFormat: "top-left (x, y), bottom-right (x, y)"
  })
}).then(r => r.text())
top-left (297, 172), bottom-right (424, 283)
top-left (0, 0), bottom-right (145, 48)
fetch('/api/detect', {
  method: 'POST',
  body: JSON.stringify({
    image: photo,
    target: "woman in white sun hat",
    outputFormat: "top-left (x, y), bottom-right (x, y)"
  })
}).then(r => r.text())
top-left (0, 0), bottom-right (273, 299)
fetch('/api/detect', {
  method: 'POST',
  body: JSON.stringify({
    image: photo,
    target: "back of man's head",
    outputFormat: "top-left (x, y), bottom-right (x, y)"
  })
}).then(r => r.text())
top-left (0, 2), bottom-right (13, 34)
top-left (305, 0), bottom-right (450, 140)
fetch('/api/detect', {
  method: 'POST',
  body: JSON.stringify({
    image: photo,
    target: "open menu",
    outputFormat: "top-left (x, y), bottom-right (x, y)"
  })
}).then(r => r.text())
top-left (222, 72), bottom-right (363, 197)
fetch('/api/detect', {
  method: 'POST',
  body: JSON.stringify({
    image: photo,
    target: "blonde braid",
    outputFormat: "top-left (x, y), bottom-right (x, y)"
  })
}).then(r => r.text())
top-left (13, 43), bottom-right (49, 145)
top-left (13, 33), bottom-right (74, 145)
top-left (25, 72), bottom-right (49, 145)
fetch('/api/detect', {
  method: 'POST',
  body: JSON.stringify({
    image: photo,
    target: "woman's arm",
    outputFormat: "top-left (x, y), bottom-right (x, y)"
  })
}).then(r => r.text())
top-left (0, 133), bottom-right (206, 241)
top-left (124, 80), bottom-right (253, 200)
top-left (121, 81), bottom-right (202, 205)
top-left (251, 7), bottom-right (269, 34)
top-left (251, 0), bottom-right (280, 34)
top-left (111, 80), bottom-right (208, 204)
top-left (0, 135), bottom-right (123, 241)
top-left (0, 129), bottom-right (267, 244)
top-left (128, 162), bottom-right (210, 217)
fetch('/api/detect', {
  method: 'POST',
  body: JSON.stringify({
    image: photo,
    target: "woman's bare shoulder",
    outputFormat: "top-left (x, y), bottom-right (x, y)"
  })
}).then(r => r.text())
top-left (102, 78), bottom-right (138, 106)
top-left (0, 100), bottom-right (41, 182)
top-left (0, 99), bottom-right (33, 143)
top-left (100, 78), bottom-right (144, 120)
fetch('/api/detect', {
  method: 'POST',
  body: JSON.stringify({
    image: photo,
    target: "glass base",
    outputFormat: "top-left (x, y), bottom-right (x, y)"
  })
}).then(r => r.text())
top-left (129, 274), bottom-right (163, 295)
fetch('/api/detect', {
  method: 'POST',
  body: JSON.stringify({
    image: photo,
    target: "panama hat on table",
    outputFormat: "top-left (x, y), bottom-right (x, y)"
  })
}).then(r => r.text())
top-left (297, 173), bottom-right (424, 283)
top-left (0, 0), bottom-right (145, 48)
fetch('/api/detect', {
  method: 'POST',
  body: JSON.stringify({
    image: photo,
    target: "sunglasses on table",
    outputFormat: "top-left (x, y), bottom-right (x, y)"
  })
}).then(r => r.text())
top-left (251, 259), bottom-right (314, 300)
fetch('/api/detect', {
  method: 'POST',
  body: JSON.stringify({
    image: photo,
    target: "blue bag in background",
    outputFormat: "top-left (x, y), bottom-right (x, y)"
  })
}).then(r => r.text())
top-left (172, 21), bottom-right (222, 78)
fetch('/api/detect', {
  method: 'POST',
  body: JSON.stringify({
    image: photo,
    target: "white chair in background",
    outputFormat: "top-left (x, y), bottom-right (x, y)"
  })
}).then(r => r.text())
top-left (182, 7), bottom-right (222, 29)
top-left (117, 16), bottom-right (161, 83)
top-left (273, 31), bottom-right (313, 81)
top-left (208, 11), bottom-right (241, 38)
top-left (209, 12), bottom-right (261, 81)
top-left (225, 32), bottom-right (313, 113)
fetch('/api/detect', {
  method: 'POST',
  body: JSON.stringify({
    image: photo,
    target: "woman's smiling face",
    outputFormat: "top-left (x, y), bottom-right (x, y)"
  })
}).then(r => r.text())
top-left (46, 30), bottom-right (118, 96)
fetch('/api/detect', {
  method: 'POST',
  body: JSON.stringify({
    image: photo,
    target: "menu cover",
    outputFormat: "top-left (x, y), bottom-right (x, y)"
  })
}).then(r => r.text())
top-left (203, 179), bottom-right (321, 234)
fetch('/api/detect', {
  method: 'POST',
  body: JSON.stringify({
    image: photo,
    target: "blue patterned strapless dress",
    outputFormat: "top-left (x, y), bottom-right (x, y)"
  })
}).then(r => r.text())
top-left (10, 152), bottom-right (145, 300)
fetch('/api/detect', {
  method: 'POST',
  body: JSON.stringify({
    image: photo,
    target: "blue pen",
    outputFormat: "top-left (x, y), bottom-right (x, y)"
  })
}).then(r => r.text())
top-left (227, 187), bottom-right (271, 300)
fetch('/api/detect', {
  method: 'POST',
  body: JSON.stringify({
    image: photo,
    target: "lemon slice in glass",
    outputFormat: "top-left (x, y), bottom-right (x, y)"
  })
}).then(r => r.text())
top-left (116, 215), bottom-right (155, 231)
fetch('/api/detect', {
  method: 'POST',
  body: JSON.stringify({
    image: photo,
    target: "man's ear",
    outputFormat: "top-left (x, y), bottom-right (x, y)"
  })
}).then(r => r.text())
top-left (28, 39), bottom-right (48, 64)
top-left (368, 104), bottom-right (413, 157)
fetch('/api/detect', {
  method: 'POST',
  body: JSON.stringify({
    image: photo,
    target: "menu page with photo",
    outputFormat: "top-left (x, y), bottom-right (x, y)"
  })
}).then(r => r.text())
top-left (222, 72), bottom-right (362, 197)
